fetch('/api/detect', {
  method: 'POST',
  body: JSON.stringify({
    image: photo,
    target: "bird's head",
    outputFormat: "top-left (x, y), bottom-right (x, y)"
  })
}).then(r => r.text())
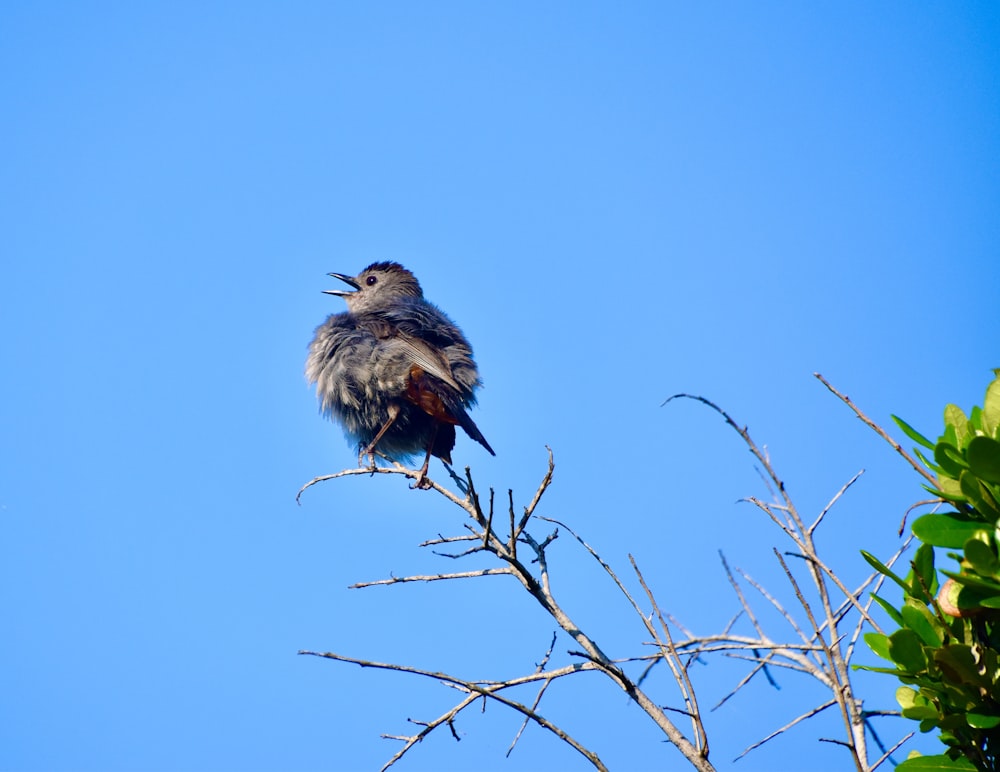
top-left (323, 261), bottom-right (424, 313)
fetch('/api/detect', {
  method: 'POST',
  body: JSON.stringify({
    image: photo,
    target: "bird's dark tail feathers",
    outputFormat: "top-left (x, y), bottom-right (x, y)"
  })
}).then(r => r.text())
top-left (453, 404), bottom-right (496, 456)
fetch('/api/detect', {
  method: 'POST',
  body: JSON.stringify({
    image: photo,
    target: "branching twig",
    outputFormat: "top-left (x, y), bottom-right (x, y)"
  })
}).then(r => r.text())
top-left (734, 700), bottom-right (837, 760)
top-left (350, 567), bottom-right (513, 589)
top-left (811, 470), bottom-right (865, 535)
top-left (515, 447), bottom-right (554, 538)
top-left (301, 448), bottom-right (719, 770)
top-left (301, 375), bottom-right (918, 770)
top-left (814, 373), bottom-right (937, 488)
top-left (630, 553), bottom-right (708, 756)
top-left (298, 649), bottom-right (607, 771)
top-left (507, 632), bottom-right (559, 757)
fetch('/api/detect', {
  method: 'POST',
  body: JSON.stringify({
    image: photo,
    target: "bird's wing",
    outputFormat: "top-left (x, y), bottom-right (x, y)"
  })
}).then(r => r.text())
top-left (383, 333), bottom-right (465, 393)
top-left (404, 362), bottom-right (496, 457)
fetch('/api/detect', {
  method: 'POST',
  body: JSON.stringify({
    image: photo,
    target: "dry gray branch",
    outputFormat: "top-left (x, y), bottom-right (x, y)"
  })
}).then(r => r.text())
top-left (349, 567), bottom-right (513, 588)
top-left (870, 732), bottom-right (916, 771)
top-left (302, 451), bottom-right (715, 771)
top-left (811, 470), bottom-right (865, 535)
top-left (300, 377), bottom-right (916, 770)
top-left (814, 372), bottom-right (937, 488)
top-left (630, 553), bottom-right (708, 755)
top-left (735, 700), bottom-right (838, 760)
top-left (662, 390), bottom-right (914, 770)
top-left (298, 649), bottom-right (607, 771)
top-left (506, 632), bottom-right (558, 758)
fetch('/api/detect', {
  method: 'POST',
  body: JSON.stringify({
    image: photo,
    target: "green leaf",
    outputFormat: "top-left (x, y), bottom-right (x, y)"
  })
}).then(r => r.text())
top-left (865, 631), bottom-right (893, 661)
top-left (854, 664), bottom-right (911, 675)
top-left (964, 537), bottom-right (1000, 578)
top-left (968, 435), bottom-right (1000, 484)
top-left (935, 644), bottom-right (987, 687)
top-left (912, 543), bottom-right (938, 598)
top-left (889, 628), bottom-right (927, 672)
top-left (923, 482), bottom-right (967, 504)
top-left (894, 415), bottom-right (937, 450)
top-left (967, 712), bottom-right (1000, 729)
top-left (959, 470), bottom-right (984, 505)
top-left (901, 603), bottom-right (944, 647)
top-left (861, 550), bottom-right (911, 592)
top-left (939, 569), bottom-right (1000, 594)
top-left (896, 685), bottom-right (921, 709)
top-left (935, 442), bottom-right (969, 479)
top-left (983, 481), bottom-right (1000, 515)
top-left (944, 404), bottom-right (970, 447)
top-left (897, 755), bottom-right (977, 771)
top-left (902, 706), bottom-right (940, 720)
top-left (977, 595), bottom-right (1000, 609)
top-left (983, 375), bottom-right (1000, 437)
top-left (915, 447), bottom-right (944, 475)
top-left (958, 470), bottom-right (1000, 521)
top-left (912, 514), bottom-right (987, 549)
top-left (870, 593), bottom-right (905, 626)
top-left (971, 405), bottom-right (984, 433)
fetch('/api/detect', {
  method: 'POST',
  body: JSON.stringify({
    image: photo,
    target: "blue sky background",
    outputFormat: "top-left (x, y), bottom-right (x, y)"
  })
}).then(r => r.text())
top-left (2, 3), bottom-right (999, 771)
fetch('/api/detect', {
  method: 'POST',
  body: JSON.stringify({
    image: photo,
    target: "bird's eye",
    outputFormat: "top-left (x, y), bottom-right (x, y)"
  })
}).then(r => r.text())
top-left (366, 275), bottom-right (378, 286)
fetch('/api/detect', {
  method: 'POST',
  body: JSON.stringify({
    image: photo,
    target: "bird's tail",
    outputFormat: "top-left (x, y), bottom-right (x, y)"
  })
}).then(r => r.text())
top-left (405, 364), bottom-right (496, 457)
top-left (452, 403), bottom-right (496, 456)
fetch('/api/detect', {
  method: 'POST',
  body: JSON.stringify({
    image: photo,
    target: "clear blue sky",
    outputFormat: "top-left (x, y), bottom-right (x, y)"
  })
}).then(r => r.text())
top-left (2, 3), bottom-right (999, 771)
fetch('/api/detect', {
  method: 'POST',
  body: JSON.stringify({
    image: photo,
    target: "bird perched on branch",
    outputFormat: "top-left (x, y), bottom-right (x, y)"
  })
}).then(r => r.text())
top-left (306, 261), bottom-right (495, 487)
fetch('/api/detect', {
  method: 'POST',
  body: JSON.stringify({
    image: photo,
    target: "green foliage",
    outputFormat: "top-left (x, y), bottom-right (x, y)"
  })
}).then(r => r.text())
top-left (864, 373), bottom-right (1000, 771)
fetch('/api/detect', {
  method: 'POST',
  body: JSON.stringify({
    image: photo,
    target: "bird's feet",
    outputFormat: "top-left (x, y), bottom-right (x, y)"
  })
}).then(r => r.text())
top-left (410, 471), bottom-right (433, 490)
top-left (358, 447), bottom-right (378, 473)
top-left (410, 459), bottom-right (433, 490)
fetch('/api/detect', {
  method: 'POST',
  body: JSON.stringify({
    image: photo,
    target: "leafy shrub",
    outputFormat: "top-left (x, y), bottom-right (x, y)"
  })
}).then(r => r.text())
top-left (863, 372), bottom-right (1000, 771)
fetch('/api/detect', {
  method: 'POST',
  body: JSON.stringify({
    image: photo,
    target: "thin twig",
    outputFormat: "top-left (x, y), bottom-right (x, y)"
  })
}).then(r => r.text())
top-left (350, 567), bottom-right (513, 589)
top-left (733, 562), bottom-right (814, 654)
top-left (814, 373), bottom-right (937, 487)
top-left (734, 699), bottom-right (837, 760)
top-left (630, 553), bottom-right (708, 756)
top-left (507, 632), bottom-right (559, 757)
top-left (515, 447), bottom-right (555, 537)
top-left (299, 650), bottom-right (607, 771)
top-left (810, 470), bottom-right (865, 535)
top-left (870, 732), bottom-right (915, 772)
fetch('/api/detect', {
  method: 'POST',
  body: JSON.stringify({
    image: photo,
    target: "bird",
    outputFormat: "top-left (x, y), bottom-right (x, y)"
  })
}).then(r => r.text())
top-left (306, 261), bottom-right (495, 488)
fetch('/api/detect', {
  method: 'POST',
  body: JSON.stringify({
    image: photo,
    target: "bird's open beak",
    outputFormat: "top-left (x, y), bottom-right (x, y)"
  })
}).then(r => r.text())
top-left (322, 272), bottom-right (361, 297)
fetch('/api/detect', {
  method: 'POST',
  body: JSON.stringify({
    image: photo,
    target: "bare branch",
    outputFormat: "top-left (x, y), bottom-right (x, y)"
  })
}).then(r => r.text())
top-left (380, 693), bottom-right (478, 770)
top-left (482, 487), bottom-right (495, 550)
top-left (507, 632), bottom-right (559, 757)
top-left (302, 391), bottom-right (920, 771)
top-left (719, 553), bottom-right (775, 648)
top-left (507, 489), bottom-right (517, 558)
top-left (734, 700), bottom-right (837, 760)
top-left (731, 560), bottom-right (814, 655)
top-left (798, 548), bottom-right (887, 637)
top-left (663, 394), bottom-right (800, 530)
top-left (350, 567), bottom-right (513, 589)
top-left (744, 495), bottom-right (797, 539)
top-left (297, 461), bottom-right (477, 514)
top-left (899, 498), bottom-right (941, 537)
top-left (630, 553), bottom-right (708, 756)
top-left (870, 732), bottom-right (915, 772)
top-left (814, 373), bottom-right (937, 487)
top-left (299, 650), bottom-right (608, 770)
top-left (515, 447), bottom-right (555, 537)
top-left (810, 470), bottom-right (865, 535)
top-left (670, 637), bottom-right (823, 655)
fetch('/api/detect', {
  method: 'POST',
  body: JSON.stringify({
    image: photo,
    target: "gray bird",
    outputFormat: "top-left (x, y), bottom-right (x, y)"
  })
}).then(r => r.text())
top-left (306, 261), bottom-right (495, 487)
